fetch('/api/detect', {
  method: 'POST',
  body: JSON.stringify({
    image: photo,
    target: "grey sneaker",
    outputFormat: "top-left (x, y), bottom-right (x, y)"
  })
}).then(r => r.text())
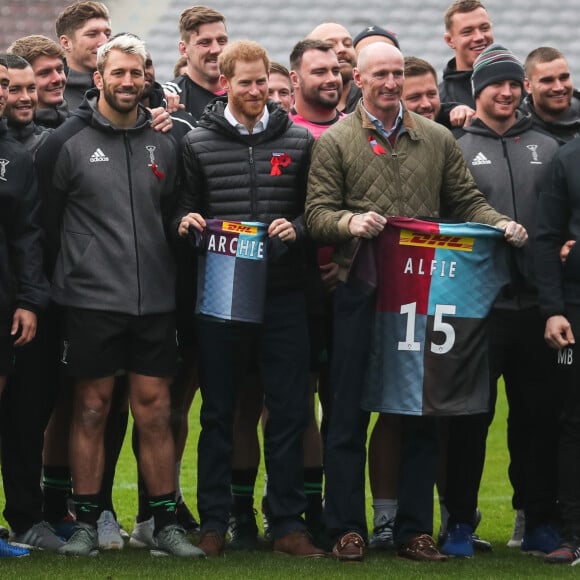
top-left (11, 521), bottom-right (65, 551)
top-left (58, 522), bottom-right (99, 556)
top-left (97, 510), bottom-right (123, 550)
top-left (129, 517), bottom-right (157, 549)
top-left (151, 524), bottom-right (206, 558)
top-left (369, 518), bottom-right (395, 550)
top-left (507, 509), bottom-right (525, 548)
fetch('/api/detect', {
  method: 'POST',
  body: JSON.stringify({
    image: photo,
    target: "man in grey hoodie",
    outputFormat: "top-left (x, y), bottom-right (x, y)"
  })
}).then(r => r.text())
top-left (36, 34), bottom-right (202, 559)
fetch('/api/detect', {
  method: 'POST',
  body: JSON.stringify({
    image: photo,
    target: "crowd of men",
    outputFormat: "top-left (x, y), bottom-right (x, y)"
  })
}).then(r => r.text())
top-left (0, 0), bottom-right (579, 567)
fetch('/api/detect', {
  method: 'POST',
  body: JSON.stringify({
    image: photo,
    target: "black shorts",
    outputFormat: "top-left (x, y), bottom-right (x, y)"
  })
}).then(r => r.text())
top-left (60, 307), bottom-right (178, 378)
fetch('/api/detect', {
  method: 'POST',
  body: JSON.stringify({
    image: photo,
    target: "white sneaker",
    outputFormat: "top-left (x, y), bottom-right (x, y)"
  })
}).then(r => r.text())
top-left (507, 509), bottom-right (525, 548)
top-left (97, 510), bottom-right (124, 550)
top-left (129, 517), bottom-right (156, 549)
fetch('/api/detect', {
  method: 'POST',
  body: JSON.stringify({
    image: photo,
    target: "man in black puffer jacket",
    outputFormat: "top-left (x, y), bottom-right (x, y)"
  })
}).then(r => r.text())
top-left (175, 40), bottom-right (322, 559)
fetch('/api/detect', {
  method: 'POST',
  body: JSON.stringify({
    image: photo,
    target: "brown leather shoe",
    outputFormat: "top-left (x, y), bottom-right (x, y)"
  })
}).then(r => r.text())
top-left (197, 530), bottom-right (226, 557)
top-left (398, 534), bottom-right (448, 562)
top-left (332, 531), bottom-right (365, 562)
top-left (273, 531), bottom-right (326, 558)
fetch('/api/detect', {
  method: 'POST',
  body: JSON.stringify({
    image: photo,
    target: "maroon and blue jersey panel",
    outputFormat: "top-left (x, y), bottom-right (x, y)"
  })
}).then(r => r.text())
top-left (196, 219), bottom-right (268, 323)
top-left (361, 217), bottom-right (509, 416)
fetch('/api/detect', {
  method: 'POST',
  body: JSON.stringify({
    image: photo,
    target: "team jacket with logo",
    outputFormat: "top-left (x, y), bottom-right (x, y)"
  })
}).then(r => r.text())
top-left (0, 119), bottom-right (48, 320)
top-left (454, 112), bottom-right (559, 308)
top-left (36, 90), bottom-right (180, 316)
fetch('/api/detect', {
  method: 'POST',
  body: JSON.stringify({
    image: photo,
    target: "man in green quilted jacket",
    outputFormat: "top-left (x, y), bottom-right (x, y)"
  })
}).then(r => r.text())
top-left (305, 41), bottom-right (527, 563)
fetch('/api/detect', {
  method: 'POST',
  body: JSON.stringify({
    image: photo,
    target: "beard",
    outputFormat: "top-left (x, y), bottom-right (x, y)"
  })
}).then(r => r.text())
top-left (102, 81), bottom-right (142, 114)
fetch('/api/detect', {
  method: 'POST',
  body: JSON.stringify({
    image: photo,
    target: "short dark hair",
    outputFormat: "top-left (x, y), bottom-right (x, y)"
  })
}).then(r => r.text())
top-left (270, 61), bottom-right (291, 80)
top-left (0, 53), bottom-right (30, 70)
top-left (8, 35), bottom-right (65, 66)
top-left (404, 56), bottom-right (437, 82)
top-left (56, 1), bottom-right (110, 38)
top-left (525, 46), bottom-right (566, 77)
top-left (178, 5), bottom-right (226, 42)
top-left (289, 39), bottom-right (335, 71)
top-left (444, 0), bottom-right (488, 31)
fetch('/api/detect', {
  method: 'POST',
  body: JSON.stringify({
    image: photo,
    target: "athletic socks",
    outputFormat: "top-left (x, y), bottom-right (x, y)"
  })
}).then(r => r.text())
top-left (149, 492), bottom-right (177, 534)
top-left (304, 466), bottom-right (323, 527)
top-left (372, 498), bottom-right (398, 528)
top-left (42, 465), bottom-right (72, 521)
top-left (231, 468), bottom-right (258, 514)
top-left (72, 494), bottom-right (101, 527)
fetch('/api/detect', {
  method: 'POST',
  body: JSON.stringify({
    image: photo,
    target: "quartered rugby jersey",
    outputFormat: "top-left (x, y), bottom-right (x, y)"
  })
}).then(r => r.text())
top-left (196, 219), bottom-right (268, 323)
top-left (360, 217), bottom-right (509, 416)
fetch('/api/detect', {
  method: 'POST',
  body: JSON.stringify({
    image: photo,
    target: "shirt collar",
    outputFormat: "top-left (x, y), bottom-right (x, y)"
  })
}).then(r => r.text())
top-left (224, 104), bottom-right (269, 135)
top-left (362, 101), bottom-right (403, 139)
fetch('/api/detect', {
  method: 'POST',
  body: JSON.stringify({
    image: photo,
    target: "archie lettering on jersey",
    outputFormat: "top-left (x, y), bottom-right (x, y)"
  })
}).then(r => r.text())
top-left (361, 217), bottom-right (509, 416)
top-left (196, 219), bottom-right (268, 323)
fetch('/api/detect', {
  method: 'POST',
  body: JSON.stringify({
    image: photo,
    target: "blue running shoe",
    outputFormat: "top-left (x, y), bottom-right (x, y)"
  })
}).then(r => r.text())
top-left (0, 537), bottom-right (29, 558)
top-left (521, 524), bottom-right (560, 556)
top-left (441, 523), bottom-right (474, 558)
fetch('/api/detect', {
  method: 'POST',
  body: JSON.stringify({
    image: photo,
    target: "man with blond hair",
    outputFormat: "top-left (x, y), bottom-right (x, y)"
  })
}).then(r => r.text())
top-left (37, 34), bottom-right (203, 558)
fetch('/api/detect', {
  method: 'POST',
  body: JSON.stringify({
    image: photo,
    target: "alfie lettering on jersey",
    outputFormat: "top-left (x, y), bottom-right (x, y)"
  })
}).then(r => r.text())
top-left (195, 219), bottom-right (268, 323)
top-left (359, 217), bottom-right (509, 416)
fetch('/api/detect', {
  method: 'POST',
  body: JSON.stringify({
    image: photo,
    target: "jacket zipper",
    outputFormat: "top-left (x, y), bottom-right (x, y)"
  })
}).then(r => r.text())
top-left (124, 132), bottom-right (142, 314)
top-left (248, 146), bottom-right (257, 219)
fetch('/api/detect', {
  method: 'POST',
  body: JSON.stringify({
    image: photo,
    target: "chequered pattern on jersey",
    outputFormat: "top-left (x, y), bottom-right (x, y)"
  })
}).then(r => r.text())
top-left (362, 217), bottom-right (508, 416)
top-left (196, 219), bottom-right (268, 323)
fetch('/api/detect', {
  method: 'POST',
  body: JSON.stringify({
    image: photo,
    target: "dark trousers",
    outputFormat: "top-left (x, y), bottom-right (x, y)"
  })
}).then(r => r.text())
top-left (1, 307), bottom-right (61, 532)
top-left (488, 308), bottom-right (560, 529)
top-left (323, 283), bottom-right (438, 545)
top-left (196, 292), bottom-right (309, 539)
top-left (557, 304), bottom-right (580, 538)
top-left (443, 413), bottom-right (488, 526)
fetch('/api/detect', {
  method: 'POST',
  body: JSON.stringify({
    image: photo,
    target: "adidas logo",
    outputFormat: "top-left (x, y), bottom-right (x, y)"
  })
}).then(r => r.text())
top-left (90, 148), bottom-right (109, 163)
top-left (471, 152), bottom-right (491, 166)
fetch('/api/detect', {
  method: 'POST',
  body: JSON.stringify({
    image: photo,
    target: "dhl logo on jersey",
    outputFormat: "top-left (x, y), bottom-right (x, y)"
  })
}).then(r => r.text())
top-left (399, 229), bottom-right (474, 252)
top-left (222, 221), bottom-right (258, 235)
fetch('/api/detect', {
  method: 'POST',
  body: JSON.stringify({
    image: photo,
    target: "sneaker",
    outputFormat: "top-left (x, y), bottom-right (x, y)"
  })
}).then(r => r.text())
top-left (398, 534), bottom-right (448, 562)
top-left (228, 509), bottom-right (259, 550)
top-left (11, 521), bottom-right (65, 551)
top-left (175, 500), bottom-right (201, 538)
top-left (521, 524), bottom-right (560, 556)
top-left (369, 518), bottom-right (395, 550)
top-left (51, 512), bottom-right (76, 541)
top-left (97, 510), bottom-right (123, 550)
top-left (507, 509), bottom-right (525, 548)
top-left (58, 522), bottom-right (99, 556)
top-left (441, 523), bottom-right (474, 558)
top-left (129, 517), bottom-right (156, 549)
top-left (0, 537), bottom-right (29, 558)
top-left (152, 524), bottom-right (206, 558)
top-left (261, 496), bottom-right (272, 543)
top-left (545, 541), bottom-right (580, 564)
